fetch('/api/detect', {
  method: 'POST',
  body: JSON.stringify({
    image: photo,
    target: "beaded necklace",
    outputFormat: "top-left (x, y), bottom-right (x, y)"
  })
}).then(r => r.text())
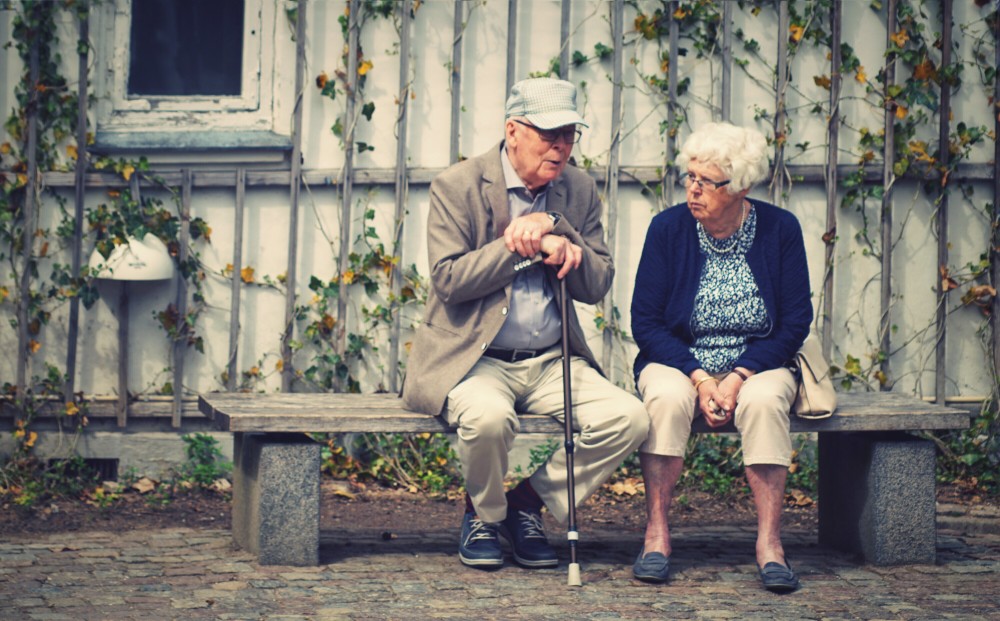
top-left (697, 201), bottom-right (749, 255)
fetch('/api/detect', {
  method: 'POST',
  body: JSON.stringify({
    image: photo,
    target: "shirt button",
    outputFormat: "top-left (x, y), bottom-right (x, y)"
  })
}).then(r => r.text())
top-left (481, 343), bottom-right (487, 350)
top-left (501, 307), bottom-right (508, 315)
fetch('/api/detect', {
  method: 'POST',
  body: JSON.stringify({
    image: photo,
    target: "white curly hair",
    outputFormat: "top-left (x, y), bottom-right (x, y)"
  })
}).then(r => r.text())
top-left (675, 122), bottom-right (771, 194)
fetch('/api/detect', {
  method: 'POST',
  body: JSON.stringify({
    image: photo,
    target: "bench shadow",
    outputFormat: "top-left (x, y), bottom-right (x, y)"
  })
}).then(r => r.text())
top-left (317, 526), bottom-right (827, 569)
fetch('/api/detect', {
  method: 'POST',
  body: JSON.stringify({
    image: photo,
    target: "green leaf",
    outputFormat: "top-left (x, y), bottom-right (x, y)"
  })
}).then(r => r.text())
top-left (361, 102), bottom-right (375, 121)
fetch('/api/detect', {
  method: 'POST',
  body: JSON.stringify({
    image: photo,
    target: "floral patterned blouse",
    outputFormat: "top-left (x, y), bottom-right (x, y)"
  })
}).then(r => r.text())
top-left (689, 207), bottom-right (771, 373)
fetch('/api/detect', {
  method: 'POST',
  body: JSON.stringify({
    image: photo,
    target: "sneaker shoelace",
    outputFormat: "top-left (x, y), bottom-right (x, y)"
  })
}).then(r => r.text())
top-left (514, 510), bottom-right (546, 540)
top-left (465, 517), bottom-right (498, 544)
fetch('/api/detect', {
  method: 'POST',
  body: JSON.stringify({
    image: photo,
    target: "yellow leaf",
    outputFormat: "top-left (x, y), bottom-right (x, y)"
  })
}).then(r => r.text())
top-left (65, 402), bottom-right (79, 416)
top-left (855, 66), bottom-right (867, 83)
top-left (0, 286), bottom-right (8, 301)
top-left (789, 24), bottom-right (805, 43)
top-left (322, 314), bottom-right (336, 330)
top-left (316, 72), bottom-right (329, 89)
top-left (132, 477), bottom-right (157, 494)
top-left (17, 173), bottom-right (28, 187)
top-left (813, 75), bottom-right (832, 90)
top-left (107, 189), bottom-right (120, 198)
top-left (889, 29), bottom-right (909, 48)
top-left (248, 366), bottom-right (260, 376)
top-left (358, 60), bottom-right (373, 76)
top-left (121, 164), bottom-right (135, 181)
top-left (895, 105), bottom-right (908, 120)
top-left (14, 429), bottom-right (24, 439)
top-left (223, 263), bottom-right (234, 276)
top-left (913, 59), bottom-right (936, 81)
top-left (29, 339), bottom-right (41, 353)
top-left (67, 145), bottom-right (78, 160)
top-left (673, 7), bottom-right (687, 19)
top-left (25, 432), bottom-right (37, 448)
top-left (0, 142), bottom-right (10, 154)
top-left (240, 266), bottom-right (255, 283)
top-left (276, 359), bottom-right (284, 371)
top-left (342, 269), bottom-right (356, 285)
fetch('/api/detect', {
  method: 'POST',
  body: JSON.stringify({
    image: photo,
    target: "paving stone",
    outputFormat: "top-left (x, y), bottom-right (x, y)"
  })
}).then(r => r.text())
top-left (0, 524), bottom-right (998, 620)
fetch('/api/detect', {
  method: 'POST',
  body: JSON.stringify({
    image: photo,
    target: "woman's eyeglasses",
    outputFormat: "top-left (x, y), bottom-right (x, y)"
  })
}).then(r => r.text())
top-left (678, 172), bottom-right (731, 191)
top-left (513, 119), bottom-right (582, 145)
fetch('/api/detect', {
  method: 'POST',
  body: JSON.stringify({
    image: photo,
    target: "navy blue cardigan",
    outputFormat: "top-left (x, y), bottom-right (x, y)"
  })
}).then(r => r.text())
top-left (631, 198), bottom-right (813, 380)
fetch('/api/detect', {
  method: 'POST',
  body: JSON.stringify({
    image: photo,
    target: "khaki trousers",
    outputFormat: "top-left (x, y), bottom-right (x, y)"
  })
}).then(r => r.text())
top-left (444, 347), bottom-right (649, 524)
top-left (637, 363), bottom-right (795, 466)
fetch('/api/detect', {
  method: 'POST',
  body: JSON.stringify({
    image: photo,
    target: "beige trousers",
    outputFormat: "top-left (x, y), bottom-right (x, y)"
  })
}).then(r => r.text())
top-left (444, 347), bottom-right (649, 524)
top-left (637, 363), bottom-right (795, 466)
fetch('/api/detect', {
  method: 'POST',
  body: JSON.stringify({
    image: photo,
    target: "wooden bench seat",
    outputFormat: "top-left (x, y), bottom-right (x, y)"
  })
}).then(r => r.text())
top-left (198, 391), bottom-right (972, 567)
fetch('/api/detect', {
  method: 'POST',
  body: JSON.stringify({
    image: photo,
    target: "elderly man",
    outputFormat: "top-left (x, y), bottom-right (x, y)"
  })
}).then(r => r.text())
top-left (402, 77), bottom-right (648, 570)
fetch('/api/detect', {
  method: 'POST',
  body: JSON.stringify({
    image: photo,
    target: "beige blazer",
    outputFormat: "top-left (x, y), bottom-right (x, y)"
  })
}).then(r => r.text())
top-left (401, 142), bottom-right (614, 415)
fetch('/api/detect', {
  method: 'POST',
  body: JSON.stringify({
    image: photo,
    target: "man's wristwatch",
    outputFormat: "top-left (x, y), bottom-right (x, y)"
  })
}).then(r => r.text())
top-left (546, 211), bottom-right (561, 227)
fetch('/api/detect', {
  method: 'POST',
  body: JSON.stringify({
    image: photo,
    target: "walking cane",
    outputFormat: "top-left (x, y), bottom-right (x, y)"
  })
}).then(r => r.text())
top-left (559, 277), bottom-right (583, 587)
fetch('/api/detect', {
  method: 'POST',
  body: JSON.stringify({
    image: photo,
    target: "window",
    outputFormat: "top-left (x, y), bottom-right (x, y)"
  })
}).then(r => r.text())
top-left (94, 0), bottom-right (288, 159)
top-left (127, 0), bottom-right (245, 98)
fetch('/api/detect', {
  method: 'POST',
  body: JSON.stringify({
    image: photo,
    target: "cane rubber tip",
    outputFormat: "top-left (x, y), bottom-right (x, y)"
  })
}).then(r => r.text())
top-left (567, 563), bottom-right (582, 587)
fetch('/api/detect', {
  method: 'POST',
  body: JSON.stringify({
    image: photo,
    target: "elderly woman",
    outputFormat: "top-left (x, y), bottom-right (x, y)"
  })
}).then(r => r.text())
top-left (629, 122), bottom-right (811, 592)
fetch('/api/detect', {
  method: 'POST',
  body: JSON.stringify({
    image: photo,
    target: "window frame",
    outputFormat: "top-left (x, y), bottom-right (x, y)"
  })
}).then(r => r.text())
top-left (94, 0), bottom-right (277, 134)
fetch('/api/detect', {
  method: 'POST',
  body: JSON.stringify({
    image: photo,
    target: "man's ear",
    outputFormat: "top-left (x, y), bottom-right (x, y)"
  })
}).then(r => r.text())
top-left (505, 119), bottom-right (518, 146)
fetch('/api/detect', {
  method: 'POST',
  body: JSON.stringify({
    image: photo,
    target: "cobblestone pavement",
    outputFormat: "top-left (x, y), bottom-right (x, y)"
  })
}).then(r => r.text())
top-left (1, 522), bottom-right (998, 620)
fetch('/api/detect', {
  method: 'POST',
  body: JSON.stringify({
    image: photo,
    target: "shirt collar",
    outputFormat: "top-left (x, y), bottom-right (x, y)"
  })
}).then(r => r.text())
top-left (501, 143), bottom-right (548, 195)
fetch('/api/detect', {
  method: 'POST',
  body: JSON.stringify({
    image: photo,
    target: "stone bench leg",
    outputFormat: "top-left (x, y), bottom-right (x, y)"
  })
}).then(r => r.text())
top-left (818, 431), bottom-right (936, 565)
top-left (232, 432), bottom-right (321, 565)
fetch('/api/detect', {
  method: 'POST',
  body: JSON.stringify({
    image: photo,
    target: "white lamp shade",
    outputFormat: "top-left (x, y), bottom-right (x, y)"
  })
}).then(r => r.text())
top-left (89, 233), bottom-right (175, 281)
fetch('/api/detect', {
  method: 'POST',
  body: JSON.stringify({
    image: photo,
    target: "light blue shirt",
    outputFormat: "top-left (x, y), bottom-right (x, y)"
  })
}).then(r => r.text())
top-left (490, 146), bottom-right (562, 351)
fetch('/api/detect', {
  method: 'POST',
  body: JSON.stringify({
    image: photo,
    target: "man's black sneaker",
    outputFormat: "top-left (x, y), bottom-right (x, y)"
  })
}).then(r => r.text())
top-left (500, 509), bottom-right (559, 568)
top-left (458, 512), bottom-right (503, 568)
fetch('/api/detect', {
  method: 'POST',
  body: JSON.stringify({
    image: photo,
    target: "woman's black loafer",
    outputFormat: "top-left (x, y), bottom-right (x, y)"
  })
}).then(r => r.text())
top-left (632, 547), bottom-right (670, 583)
top-left (758, 561), bottom-right (799, 593)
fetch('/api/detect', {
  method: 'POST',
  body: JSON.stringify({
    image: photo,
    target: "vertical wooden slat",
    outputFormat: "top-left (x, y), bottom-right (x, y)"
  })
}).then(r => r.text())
top-left (15, 15), bottom-right (40, 401)
top-left (601, 0), bottom-right (624, 377)
top-left (388, 2), bottom-right (413, 394)
top-left (450, 0), bottom-right (464, 164)
top-left (65, 12), bottom-right (89, 402)
top-left (664, 0), bottom-right (680, 209)
top-left (821, 0), bottom-right (842, 359)
top-left (559, 0), bottom-right (571, 80)
top-left (116, 281), bottom-right (129, 427)
top-left (879, 0), bottom-right (899, 388)
top-left (506, 0), bottom-right (518, 93)
top-left (227, 168), bottom-right (246, 392)
top-left (337, 0), bottom-right (359, 388)
top-left (720, 0), bottom-right (732, 122)
top-left (282, 0), bottom-right (307, 392)
top-left (934, 0), bottom-right (953, 404)
top-left (770, 0), bottom-right (789, 204)
top-left (993, 1), bottom-right (1000, 392)
top-left (172, 170), bottom-right (192, 427)
top-left (119, 175), bottom-right (141, 428)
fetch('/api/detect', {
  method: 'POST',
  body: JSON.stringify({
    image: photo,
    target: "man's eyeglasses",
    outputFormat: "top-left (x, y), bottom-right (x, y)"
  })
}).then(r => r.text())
top-left (678, 172), bottom-right (731, 191)
top-left (513, 119), bottom-right (582, 145)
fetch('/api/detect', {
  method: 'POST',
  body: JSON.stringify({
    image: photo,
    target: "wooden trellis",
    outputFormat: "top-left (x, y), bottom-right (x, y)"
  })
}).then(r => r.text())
top-left (8, 0), bottom-right (999, 427)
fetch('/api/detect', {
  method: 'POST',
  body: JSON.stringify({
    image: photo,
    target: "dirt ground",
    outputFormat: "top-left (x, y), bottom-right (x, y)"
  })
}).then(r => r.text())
top-left (2, 476), bottom-right (995, 538)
